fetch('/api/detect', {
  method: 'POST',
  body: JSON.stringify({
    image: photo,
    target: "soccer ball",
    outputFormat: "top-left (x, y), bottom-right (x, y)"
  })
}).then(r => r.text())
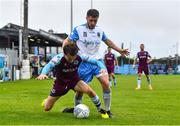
top-left (73, 104), bottom-right (90, 118)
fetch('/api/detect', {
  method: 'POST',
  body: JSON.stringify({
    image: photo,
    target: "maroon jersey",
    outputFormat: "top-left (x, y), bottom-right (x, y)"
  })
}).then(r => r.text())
top-left (137, 51), bottom-right (151, 67)
top-left (55, 55), bottom-right (82, 83)
top-left (104, 52), bottom-right (115, 66)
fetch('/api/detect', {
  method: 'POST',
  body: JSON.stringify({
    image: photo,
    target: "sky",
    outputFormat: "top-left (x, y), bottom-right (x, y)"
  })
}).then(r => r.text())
top-left (0, 0), bottom-right (180, 58)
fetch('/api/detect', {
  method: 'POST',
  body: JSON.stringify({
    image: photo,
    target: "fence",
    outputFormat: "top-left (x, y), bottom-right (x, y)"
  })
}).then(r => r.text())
top-left (0, 48), bottom-right (18, 81)
top-left (114, 64), bottom-right (180, 75)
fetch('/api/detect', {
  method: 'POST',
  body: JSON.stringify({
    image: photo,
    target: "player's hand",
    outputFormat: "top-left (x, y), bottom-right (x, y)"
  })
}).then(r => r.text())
top-left (100, 69), bottom-right (107, 75)
top-left (37, 74), bottom-right (48, 80)
top-left (119, 49), bottom-right (129, 56)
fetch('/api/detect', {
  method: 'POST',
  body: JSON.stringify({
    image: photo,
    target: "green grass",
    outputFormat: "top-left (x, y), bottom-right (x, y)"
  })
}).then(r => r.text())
top-left (0, 75), bottom-right (180, 125)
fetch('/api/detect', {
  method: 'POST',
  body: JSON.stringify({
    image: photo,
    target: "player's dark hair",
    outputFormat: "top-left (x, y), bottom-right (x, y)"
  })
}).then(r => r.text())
top-left (63, 44), bottom-right (79, 56)
top-left (87, 9), bottom-right (99, 18)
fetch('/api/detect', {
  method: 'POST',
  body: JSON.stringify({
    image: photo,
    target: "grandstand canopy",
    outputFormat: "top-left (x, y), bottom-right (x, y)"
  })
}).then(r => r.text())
top-left (0, 23), bottom-right (68, 48)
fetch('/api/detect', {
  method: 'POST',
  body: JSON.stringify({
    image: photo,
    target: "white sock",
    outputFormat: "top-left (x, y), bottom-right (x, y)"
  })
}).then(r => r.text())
top-left (137, 79), bottom-right (141, 88)
top-left (103, 90), bottom-right (111, 111)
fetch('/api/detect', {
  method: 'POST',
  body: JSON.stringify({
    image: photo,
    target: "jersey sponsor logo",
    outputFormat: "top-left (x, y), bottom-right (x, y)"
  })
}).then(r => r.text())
top-left (106, 57), bottom-right (113, 60)
top-left (73, 60), bottom-right (79, 65)
top-left (139, 56), bottom-right (147, 59)
top-left (62, 67), bottom-right (78, 72)
top-left (83, 40), bottom-right (100, 49)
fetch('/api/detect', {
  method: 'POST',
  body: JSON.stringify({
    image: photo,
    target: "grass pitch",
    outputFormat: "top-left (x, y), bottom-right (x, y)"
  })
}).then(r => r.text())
top-left (0, 75), bottom-right (180, 125)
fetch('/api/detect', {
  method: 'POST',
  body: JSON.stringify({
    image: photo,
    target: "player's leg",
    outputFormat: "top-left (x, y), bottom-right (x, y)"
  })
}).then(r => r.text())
top-left (97, 74), bottom-right (112, 117)
top-left (74, 63), bottom-right (94, 107)
top-left (74, 80), bottom-right (109, 118)
top-left (95, 61), bottom-right (112, 117)
top-left (111, 73), bottom-right (116, 87)
top-left (136, 73), bottom-right (142, 89)
top-left (74, 91), bottom-right (83, 106)
top-left (144, 67), bottom-right (153, 90)
top-left (108, 74), bottom-right (112, 87)
top-left (62, 62), bottom-right (94, 113)
top-left (107, 66), bottom-right (112, 87)
top-left (42, 96), bottom-right (60, 111)
top-left (136, 67), bottom-right (142, 90)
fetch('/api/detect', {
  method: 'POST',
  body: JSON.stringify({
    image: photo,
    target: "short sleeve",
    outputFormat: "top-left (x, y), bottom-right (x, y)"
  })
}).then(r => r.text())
top-left (69, 27), bottom-right (79, 42)
top-left (102, 31), bottom-right (108, 42)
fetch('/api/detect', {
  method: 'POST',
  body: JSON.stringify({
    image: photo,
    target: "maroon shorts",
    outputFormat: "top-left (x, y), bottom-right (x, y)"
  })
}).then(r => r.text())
top-left (50, 77), bottom-right (80, 97)
top-left (106, 65), bottom-right (115, 74)
top-left (138, 66), bottom-right (149, 75)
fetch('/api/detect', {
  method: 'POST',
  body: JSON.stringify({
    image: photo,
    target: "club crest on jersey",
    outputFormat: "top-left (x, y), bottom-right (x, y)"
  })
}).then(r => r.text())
top-left (97, 32), bottom-right (100, 37)
top-left (83, 32), bottom-right (87, 37)
top-left (73, 60), bottom-right (79, 65)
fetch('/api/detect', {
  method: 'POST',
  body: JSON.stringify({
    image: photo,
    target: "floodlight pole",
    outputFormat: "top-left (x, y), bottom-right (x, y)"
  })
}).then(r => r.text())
top-left (23, 0), bottom-right (29, 59)
top-left (20, 0), bottom-right (30, 79)
top-left (91, 0), bottom-right (93, 9)
top-left (70, 0), bottom-right (73, 32)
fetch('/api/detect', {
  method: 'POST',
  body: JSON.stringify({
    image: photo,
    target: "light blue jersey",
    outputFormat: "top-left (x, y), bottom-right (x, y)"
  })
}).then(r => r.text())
top-left (69, 23), bottom-right (108, 59)
top-left (41, 53), bottom-right (106, 75)
top-left (69, 24), bottom-right (108, 83)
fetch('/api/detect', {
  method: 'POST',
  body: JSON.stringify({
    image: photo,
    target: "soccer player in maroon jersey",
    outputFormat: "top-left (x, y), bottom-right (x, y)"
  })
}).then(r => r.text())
top-left (37, 44), bottom-right (109, 118)
top-left (104, 47), bottom-right (118, 87)
top-left (133, 44), bottom-right (153, 90)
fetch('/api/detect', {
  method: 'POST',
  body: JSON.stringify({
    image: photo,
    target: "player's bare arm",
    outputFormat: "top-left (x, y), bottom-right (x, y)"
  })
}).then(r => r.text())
top-left (104, 39), bottom-right (129, 56)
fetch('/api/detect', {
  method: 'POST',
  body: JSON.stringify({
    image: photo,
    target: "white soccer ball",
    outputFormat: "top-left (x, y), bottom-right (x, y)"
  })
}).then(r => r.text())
top-left (73, 104), bottom-right (90, 118)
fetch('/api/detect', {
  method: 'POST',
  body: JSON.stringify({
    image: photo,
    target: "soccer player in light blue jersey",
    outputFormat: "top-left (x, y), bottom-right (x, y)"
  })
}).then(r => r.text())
top-left (62, 9), bottom-right (129, 118)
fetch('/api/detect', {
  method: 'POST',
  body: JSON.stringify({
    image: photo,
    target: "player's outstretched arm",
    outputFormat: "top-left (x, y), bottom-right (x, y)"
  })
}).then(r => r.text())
top-left (105, 39), bottom-right (129, 56)
top-left (37, 53), bottom-right (63, 80)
